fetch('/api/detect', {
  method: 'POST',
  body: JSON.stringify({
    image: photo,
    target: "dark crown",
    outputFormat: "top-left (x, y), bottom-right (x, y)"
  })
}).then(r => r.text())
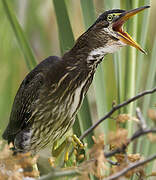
top-left (87, 9), bottom-right (125, 31)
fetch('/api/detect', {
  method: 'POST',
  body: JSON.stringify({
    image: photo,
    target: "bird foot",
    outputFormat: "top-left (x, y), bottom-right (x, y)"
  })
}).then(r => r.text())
top-left (72, 135), bottom-right (86, 163)
top-left (51, 134), bottom-right (86, 164)
top-left (72, 134), bottom-right (85, 149)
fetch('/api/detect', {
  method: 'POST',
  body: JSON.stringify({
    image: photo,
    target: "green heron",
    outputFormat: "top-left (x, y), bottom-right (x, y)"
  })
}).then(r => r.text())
top-left (3, 6), bottom-right (149, 154)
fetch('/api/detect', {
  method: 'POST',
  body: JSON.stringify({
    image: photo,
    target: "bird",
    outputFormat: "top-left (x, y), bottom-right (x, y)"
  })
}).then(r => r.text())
top-left (2, 6), bottom-right (149, 154)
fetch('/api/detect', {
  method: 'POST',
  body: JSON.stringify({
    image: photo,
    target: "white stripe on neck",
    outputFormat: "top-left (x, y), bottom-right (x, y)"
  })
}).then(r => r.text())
top-left (87, 41), bottom-right (125, 62)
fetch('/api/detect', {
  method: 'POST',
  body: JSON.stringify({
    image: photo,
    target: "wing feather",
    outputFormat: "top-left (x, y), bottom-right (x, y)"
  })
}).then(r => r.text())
top-left (2, 56), bottom-right (61, 143)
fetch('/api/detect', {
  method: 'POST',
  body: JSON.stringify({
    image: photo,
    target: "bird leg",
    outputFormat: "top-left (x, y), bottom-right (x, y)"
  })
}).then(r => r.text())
top-left (72, 135), bottom-right (86, 163)
top-left (72, 134), bottom-right (84, 149)
top-left (51, 135), bottom-right (85, 164)
top-left (52, 138), bottom-right (71, 158)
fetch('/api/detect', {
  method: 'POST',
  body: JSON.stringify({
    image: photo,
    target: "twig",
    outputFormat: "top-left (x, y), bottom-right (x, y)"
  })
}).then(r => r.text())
top-left (39, 159), bottom-right (95, 179)
top-left (80, 87), bottom-right (156, 140)
top-left (104, 128), bottom-right (156, 158)
top-left (104, 108), bottom-right (156, 158)
top-left (130, 128), bottom-right (156, 142)
top-left (136, 107), bottom-right (147, 130)
top-left (104, 107), bottom-right (156, 158)
top-left (103, 153), bottom-right (156, 180)
top-left (38, 168), bottom-right (80, 180)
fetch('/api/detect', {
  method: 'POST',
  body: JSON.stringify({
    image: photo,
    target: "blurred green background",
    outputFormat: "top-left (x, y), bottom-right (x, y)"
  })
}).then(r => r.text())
top-left (0, 0), bottom-right (156, 179)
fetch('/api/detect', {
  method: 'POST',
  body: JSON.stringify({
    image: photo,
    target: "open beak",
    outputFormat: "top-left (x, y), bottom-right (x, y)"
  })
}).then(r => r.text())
top-left (112, 6), bottom-right (150, 54)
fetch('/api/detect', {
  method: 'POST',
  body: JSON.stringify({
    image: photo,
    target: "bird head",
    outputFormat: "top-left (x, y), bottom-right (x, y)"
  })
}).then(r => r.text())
top-left (85, 6), bottom-right (150, 56)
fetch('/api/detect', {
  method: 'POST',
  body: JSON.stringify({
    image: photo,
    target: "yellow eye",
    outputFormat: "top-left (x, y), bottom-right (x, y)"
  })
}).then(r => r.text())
top-left (107, 14), bottom-right (115, 22)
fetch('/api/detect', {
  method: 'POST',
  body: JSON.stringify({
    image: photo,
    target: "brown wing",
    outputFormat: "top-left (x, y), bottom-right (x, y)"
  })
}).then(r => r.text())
top-left (2, 56), bottom-right (61, 143)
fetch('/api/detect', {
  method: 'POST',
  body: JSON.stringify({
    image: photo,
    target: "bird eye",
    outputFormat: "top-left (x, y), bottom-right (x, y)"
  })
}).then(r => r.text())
top-left (107, 14), bottom-right (114, 22)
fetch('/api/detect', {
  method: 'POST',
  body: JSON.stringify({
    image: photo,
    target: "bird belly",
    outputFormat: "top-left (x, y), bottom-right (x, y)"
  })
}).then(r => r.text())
top-left (69, 80), bottom-right (87, 118)
top-left (19, 79), bottom-right (88, 153)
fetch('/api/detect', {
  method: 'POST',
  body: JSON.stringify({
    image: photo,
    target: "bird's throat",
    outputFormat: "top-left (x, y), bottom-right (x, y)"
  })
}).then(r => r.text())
top-left (87, 42), bottom-right (124, 64)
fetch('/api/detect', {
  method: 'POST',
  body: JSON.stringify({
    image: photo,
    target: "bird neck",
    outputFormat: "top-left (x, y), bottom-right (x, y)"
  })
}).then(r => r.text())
top-left (62, 32), bottom-right (108, 70)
